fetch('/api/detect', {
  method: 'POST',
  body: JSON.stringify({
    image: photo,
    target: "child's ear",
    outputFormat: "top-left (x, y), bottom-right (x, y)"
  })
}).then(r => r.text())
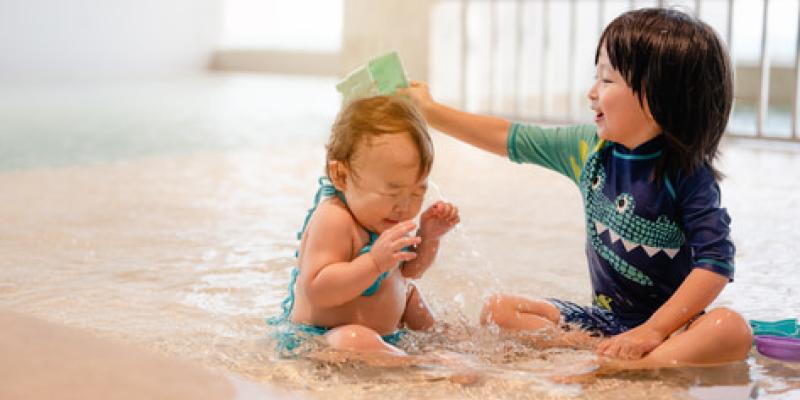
top-left (327, 161), bottom-right (348, 190)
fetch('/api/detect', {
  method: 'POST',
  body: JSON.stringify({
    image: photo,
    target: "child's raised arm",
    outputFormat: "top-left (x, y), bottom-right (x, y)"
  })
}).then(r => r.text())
top-left (399, 81), bottom-right (511, 157)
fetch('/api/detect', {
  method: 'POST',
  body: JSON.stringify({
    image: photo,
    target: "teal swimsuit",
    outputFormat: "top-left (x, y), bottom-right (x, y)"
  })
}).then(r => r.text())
top-left (267, 177), bottom-right (405, 356)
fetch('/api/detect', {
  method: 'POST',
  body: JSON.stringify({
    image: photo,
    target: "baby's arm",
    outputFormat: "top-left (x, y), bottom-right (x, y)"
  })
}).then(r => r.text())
top-left (402, 201), bottom-right (460, 279)
top-left (299, 206), bottom-right (420, 308)
top-left (399, 81), bottom-right (511, 156)
top-left (400, 283), bottom-right (435, 331)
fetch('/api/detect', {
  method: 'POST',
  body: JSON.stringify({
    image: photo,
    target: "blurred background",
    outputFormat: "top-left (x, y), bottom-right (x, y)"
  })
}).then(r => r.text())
top-left (1, 1), bottom-right (799, 399)
top-left (3, 0), bottom-right (800, 140)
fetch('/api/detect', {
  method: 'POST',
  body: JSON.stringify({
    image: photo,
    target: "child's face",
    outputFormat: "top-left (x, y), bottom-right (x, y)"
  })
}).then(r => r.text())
top-left (588, 46), bottom-right (661, 149)
top-left (332, 132), bottom-right (428, 234)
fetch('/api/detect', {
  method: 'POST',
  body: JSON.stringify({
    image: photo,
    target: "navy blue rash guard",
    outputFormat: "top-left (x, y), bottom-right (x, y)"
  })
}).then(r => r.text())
top-left (507, 123), bottom-right (735, 329)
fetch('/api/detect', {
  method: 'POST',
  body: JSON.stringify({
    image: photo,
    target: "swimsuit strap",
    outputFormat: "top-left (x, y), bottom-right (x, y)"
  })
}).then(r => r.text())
top-left (294, 177), bottom-right (338, 256)
top-left (294, 177), bottom-right (380, 260)
top-left (267, 267), bottom-right (300, 326)
top-left (359, 231), bottom-right (389, 296)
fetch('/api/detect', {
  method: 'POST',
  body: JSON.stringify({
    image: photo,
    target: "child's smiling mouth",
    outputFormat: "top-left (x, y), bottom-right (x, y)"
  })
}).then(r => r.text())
top-left (594, 111), bottom-right (605, 122)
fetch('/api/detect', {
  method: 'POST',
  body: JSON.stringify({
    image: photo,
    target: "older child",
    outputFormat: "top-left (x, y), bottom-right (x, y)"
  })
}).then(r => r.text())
top-left (269, 96), bottom-right (459, 356)
top-left (401, 8), bottom-right (752, 369)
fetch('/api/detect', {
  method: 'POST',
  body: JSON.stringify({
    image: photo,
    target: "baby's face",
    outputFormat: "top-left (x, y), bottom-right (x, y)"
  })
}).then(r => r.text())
top-left (341, 132), bottom-right (428, 234)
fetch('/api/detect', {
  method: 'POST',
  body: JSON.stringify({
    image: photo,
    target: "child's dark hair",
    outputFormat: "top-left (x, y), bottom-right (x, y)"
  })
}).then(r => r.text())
top-left (597, 7), bottom-right (733, 181)
top-left (327, 96), bottom-right (433, 179)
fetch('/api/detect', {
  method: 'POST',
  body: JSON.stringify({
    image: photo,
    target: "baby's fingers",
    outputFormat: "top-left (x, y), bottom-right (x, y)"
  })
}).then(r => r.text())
top-left (445, 205), bottom-right (459, 221)
top-left (392, 236), bottom-right (422, 250)
top-left (393, 251), bottom-right (418, 263)
top-left (422, 202), bottom-right (444, 218)
top-left (382, 220), bottom-right (417, 241)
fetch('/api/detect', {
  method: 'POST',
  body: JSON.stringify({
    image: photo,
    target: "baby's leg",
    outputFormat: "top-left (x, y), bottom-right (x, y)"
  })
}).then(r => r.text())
top-left (325, 325), bottom-right (406, 355)
top-left (401, 282), bottom-right (435, 331)
top-left (322, 323), bottom-right (479, 380)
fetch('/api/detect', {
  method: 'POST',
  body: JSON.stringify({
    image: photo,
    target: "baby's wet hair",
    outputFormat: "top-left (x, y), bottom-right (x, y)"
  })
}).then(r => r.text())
top-left (327, 95), bottom-right (433, 179)
top-left (598, 7), bottom-right (733, 181)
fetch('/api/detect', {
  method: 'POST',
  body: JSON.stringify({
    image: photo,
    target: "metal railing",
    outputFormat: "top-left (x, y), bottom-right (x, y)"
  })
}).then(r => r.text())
top-left (432, 0), bottom-right (800, 141)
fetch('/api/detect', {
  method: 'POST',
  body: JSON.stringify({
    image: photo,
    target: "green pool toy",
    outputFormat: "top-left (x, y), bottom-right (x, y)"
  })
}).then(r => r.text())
top-left (749, 319), bottom-right (800, 338)
top-left (336, 51), bottom-right (409, 104)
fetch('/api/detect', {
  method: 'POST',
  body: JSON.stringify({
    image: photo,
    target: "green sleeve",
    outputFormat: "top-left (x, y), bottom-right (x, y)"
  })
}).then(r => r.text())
top-left (507, 122), bottom-right (601, 185)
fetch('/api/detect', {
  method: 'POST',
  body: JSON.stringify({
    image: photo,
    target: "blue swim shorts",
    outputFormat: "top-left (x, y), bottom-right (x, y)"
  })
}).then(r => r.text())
top-left (547, 298), bottom-right (632, 336)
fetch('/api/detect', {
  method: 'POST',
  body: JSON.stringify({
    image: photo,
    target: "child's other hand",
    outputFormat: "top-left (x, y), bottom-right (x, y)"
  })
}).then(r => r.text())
top-left (370, 220), bottom-right (421, 273)
top-left (419, 201), bottom-right (460, 240)
top-left (397, 81), bottom-right (435, 118)
top-left (596, 325), bottom-right (665, 360)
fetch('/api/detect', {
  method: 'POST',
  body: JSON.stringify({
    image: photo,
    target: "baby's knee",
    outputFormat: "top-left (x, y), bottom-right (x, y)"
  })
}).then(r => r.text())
top-left (325, 325), bottom-right (384, 352)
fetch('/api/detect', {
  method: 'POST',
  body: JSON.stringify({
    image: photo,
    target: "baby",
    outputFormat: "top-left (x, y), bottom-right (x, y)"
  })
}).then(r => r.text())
top-left (269, 95), bottom-right (459, 356)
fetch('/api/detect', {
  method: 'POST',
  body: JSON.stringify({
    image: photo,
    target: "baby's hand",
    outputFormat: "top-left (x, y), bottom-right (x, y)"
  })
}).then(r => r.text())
top-left (369, 220), bottom-right (421, 273)
top-left (418, 201), bottom-right (460, 240)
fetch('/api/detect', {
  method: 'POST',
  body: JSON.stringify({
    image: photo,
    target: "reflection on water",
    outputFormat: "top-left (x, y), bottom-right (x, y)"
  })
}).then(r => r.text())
top-left (0, 74), bottom-right (799, 399)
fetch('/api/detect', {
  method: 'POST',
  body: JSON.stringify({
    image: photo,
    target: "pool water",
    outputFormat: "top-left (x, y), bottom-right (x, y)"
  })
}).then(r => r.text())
top-left (1, 73), bottom-right (798, 399)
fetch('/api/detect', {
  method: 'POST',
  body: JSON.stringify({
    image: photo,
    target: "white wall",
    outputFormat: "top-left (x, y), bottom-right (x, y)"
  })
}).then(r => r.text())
top-left (0, 0), bottom-right (221, 80)
top-left (341, 0), bottom-right (430, 81)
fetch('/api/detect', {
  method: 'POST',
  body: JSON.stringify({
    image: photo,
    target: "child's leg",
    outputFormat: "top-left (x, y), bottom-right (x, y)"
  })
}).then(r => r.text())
top-left (325, 325), bottom-right (406, 355)
top-left (480, 294), bottom-right (600, 349)
top-left (600, 307), bottom-right (753, 371)
top-left (480, 294), bottom-right (561, 330)
top-left (401, 282), bottom-right (435, 331)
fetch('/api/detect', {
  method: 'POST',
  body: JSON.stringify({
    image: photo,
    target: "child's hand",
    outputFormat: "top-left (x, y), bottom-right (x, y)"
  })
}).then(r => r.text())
top-left (596, 324), bottom-right (666, 360)
top-left (369, 220), bottom-right (422, 273)
top-left (418, 201), bottom-right (460, 240)
top-left (397, 81), bottom-right (436, 118)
